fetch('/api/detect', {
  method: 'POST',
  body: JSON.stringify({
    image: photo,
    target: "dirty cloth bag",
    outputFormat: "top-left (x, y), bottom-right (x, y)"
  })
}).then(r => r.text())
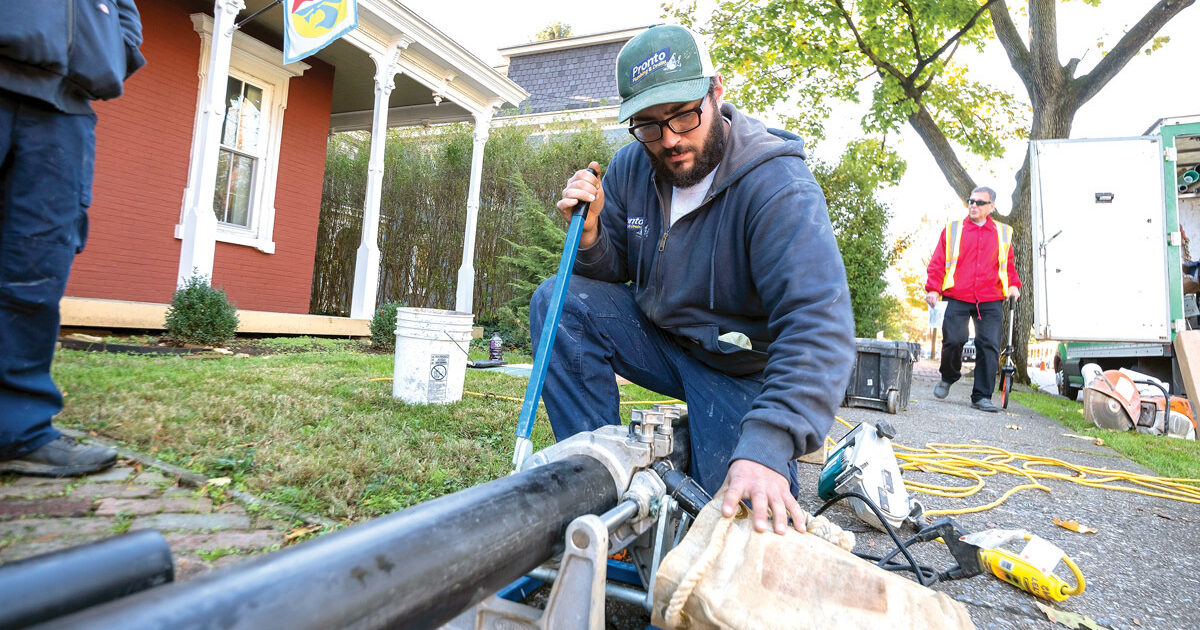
top-left (651, 500), bottom-right (976, 630)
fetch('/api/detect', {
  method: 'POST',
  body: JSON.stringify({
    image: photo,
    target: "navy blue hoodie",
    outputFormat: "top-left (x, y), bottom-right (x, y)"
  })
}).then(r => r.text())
top-left (576, 102), bottom-right (855, 478)
top-left (0, 0), bottom-right (145, 114)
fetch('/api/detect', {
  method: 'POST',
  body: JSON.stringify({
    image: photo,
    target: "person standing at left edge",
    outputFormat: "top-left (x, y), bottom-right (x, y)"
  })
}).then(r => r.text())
top-left (0, 1), bottom-right (146, 476)
top-left (925, 187), bottom-right (1021, 413)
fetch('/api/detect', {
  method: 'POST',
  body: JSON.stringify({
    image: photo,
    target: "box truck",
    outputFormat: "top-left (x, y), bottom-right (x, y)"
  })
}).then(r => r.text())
top-left (1031, 116), bottom-right (1200, 399)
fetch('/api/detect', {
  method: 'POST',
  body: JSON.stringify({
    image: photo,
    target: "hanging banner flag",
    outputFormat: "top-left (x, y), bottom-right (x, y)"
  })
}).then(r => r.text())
top-left (283, 0), bottom-right (358, 64)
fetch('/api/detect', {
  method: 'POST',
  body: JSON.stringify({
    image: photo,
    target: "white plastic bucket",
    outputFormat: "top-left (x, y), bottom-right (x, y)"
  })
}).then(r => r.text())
top-left (392, 307), bottom-right (474, 404)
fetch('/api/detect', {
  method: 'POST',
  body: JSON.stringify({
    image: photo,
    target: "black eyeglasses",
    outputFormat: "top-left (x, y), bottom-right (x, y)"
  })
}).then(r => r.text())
top-left (628, 98), bottom-right (707, 143)
top-left (967, 199), bottom-right (992, 206)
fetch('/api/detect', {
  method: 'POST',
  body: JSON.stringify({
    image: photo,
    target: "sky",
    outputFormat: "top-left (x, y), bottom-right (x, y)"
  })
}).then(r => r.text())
top-left (403, 0), bottom-right (1200, 292)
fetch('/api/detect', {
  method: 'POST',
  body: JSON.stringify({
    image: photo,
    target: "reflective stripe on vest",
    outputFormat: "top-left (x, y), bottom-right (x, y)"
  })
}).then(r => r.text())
top-left (996, 223), bottom-right (1013, 297)
top-left (941, 220), bottom-right (963, 292)
top-left (941, 220), bottom-right (1014, 296)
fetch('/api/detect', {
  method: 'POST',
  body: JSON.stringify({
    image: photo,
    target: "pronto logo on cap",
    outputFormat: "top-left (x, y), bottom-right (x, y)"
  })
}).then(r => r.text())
top-left (630, 47), bottom-right (671, 86)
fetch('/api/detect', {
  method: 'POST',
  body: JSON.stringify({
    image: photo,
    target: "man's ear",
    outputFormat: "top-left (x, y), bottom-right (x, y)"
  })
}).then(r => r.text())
top-left (711, 74), bottom-right (725, 105)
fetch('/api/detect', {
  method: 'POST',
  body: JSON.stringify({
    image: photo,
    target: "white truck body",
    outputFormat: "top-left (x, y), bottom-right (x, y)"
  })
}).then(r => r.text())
top-left (1030, 116), bottom-right (1200, 396)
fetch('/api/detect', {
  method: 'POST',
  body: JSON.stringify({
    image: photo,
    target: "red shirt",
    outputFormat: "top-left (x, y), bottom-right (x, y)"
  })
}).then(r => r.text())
top-left (925, 216), bottom-right (1021, 303)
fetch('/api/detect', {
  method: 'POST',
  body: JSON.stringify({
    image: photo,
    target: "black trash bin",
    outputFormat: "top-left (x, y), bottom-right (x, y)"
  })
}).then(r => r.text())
top-left (843, 339), bottom-right (921, 414)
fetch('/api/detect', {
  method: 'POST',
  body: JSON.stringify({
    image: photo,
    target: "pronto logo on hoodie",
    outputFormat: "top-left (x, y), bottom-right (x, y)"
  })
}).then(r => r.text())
top-left (627, 216), bottom-right (648, 238)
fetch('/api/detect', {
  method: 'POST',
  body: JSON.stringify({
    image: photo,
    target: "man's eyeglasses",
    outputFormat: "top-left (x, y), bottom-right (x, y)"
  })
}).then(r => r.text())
top-left (628, 98), bottom-right (707, 143)
top-left (967, 199), bottom-right (992, 206)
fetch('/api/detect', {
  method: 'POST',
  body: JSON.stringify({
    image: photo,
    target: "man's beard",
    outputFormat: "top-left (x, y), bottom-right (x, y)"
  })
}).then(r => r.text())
top-left (644, 112), bottom-right (726, 188)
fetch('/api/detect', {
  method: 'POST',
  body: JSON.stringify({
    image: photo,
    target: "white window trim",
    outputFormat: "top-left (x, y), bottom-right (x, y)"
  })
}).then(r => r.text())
top-left (176, 13), bottom-right (309, 254)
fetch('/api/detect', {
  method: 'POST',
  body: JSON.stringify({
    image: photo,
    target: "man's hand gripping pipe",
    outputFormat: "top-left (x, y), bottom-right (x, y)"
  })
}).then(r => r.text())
top-left (512, 167), bottom-right (599, 469)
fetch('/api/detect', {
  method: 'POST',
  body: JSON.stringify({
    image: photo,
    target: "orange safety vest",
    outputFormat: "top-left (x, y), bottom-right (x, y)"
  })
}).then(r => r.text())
top-left (940, 219), bottom-right (1014, 297)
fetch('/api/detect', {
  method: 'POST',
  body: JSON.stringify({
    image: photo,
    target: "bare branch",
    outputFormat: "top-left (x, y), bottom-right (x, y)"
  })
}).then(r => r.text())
top-left (1075, 0), bottom-right (1196, 105)
top-left (907, 102), bottom-right (976, 199)
top-left (910, 0), bottom-right (999, 83)
top-left (988, 1), bottom-right (1032, 87)
top-left (1064, 57), bottom-right (1080, 79)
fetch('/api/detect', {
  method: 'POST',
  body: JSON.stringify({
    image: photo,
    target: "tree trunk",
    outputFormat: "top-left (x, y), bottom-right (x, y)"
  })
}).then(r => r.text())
top-left (1006, 98), bottom-right (1077, 384)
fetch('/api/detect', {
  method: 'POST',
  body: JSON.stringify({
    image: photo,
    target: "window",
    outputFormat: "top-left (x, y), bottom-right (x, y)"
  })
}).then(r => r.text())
top-left (214, 77), bottom-right (263, 227)
top-left (179, 13), bottom-right (309, 254)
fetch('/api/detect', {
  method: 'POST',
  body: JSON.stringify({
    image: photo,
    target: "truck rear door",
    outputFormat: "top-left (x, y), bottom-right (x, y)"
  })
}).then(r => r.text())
top-left (1030, 136), bottom-right (1170, 342)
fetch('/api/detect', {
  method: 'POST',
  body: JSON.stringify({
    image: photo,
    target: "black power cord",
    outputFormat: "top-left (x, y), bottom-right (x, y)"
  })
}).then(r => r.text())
top-left (814, 490), bottom-right (933, 586)
top-left (815, 492), bottom-right (984, 587)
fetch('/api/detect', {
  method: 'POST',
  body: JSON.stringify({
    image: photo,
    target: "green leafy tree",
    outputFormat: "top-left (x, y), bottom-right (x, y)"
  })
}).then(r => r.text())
top-left (534, 21), bottom-right (573, 41)
top-left (494, 173), bottom-right (568, 351)
top-left (671, 0), bottom-right (1195, 381)
top-left (816, 139), bottom-right (909, 337)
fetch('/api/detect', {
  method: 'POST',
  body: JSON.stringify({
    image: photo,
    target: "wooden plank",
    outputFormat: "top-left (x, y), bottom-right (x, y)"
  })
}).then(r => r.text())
top-left (60, 297), bottom-right (369, 337)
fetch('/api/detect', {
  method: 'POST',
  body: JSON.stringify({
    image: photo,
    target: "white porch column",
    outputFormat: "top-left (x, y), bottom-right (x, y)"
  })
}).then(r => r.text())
top-left (454, 107), bottom-right (495, 314)
top-left (177, 0), bottom-right (244, 286)
top-left (350, 42), bottom-right (406, 319)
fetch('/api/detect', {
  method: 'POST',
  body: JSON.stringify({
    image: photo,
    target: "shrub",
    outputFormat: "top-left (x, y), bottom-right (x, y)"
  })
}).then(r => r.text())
top-left (164, 273), bottom-right (239, 346)
top-left (474, 306), bottom-right (531, 354)
top-left (370, 301), bottom-right (404, 350)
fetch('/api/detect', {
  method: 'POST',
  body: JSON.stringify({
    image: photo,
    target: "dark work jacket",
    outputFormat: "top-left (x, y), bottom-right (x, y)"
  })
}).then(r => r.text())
top-left (576, 102), bottom-right (856, 479)
top-left (0, 0), bottom-right (146, 114)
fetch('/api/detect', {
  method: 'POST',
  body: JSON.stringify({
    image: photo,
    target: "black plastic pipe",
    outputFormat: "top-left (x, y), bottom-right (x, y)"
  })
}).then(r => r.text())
top-left (0, 530), bottom-right (173, 630)
top-left (35, 454), bottom-right (618, 630)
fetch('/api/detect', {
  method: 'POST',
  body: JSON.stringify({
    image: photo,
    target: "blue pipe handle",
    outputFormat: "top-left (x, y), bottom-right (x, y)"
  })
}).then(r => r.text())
top-left (515, 168), bottom-right (598, 440)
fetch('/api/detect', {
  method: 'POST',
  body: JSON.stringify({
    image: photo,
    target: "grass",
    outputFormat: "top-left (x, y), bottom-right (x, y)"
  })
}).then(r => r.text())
top-left (196, 547), bottom-right (241, 562)
top-left (111, 511), bottom-right (135, 534)
top-left (51, 339), bottom-right (670, 522)
top-left (1011, 390), bottom-right (1200, 479)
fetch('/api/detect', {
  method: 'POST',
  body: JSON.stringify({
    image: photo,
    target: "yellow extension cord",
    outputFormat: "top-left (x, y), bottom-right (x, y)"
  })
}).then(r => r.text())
top-left (831, 415), bottom-right (1200, 515)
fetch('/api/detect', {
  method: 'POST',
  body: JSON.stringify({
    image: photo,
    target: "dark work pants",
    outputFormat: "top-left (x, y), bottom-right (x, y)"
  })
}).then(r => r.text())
top-left (939, 298), bottom-right (1004, 403)
top-left (0, 92), bottom-right (95, 460)
top-left (529, 275), bottom-right (799, 496)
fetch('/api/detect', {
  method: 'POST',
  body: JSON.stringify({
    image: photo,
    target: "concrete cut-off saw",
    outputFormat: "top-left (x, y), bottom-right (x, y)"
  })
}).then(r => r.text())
top-left (1082, 366), bottom-right (1197, 440)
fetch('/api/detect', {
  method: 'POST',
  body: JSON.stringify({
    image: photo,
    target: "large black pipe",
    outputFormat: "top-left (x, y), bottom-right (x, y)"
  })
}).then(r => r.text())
top-left (35, 455), bottom-right (618, 630)
top-left (0, 530), bottom-right (173, 630)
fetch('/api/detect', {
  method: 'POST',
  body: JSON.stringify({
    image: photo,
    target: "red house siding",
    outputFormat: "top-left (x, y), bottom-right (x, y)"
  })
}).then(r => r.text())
top-left (66, 0), bottom-right (334, 315)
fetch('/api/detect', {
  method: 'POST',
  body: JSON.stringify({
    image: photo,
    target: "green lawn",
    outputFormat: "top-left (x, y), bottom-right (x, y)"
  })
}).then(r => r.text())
top-left (1011, 390), bottom-right (1200, 479)
top-left (49, 340), bottom-right (668, 522)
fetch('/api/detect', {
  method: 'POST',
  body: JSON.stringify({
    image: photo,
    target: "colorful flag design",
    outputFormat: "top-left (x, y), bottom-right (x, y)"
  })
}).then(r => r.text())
top-left (282, 0), bottom-right (358, 64)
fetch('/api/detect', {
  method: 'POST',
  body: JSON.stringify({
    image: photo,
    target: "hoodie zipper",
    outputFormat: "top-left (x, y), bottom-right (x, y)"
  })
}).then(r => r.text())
top-left (648, 181), bottom-right (671, 323)
top-left (67, 0), bottom-right (75, 52)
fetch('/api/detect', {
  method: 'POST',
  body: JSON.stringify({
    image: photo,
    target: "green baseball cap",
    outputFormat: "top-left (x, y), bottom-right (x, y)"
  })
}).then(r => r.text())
top-left (616, 25), bottom-right (715, 122)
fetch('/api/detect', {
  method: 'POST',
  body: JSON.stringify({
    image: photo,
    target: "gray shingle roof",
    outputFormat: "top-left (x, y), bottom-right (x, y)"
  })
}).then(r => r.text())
top-left (500, 40), bottom-right (628, 115)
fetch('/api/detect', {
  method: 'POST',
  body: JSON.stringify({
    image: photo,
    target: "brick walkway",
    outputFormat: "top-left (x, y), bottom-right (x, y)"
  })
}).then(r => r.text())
top-left (1, 460), bottom-right (294, 581)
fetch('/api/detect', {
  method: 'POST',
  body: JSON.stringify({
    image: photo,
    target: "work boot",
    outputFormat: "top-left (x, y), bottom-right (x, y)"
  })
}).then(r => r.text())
top-left (971, 399), bottom-right (1000, 413)
top-left (0, 435), bottom-right (117, 477)
top-left (933, 380), bottom-right (952, 399)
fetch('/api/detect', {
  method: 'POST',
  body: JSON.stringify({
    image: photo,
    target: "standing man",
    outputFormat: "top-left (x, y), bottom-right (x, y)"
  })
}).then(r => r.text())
top-left (534, 25), bottom-right (855, 534)
top-left (925, 187), bottom-right (1021, 413)
top-left (0, 1), bottom-right (146, 476)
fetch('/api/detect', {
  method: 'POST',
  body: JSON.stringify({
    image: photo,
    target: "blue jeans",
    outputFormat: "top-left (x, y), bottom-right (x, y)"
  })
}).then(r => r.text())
top-left (530, 275), bottom-right (799, 496)
top-left (939, 298), bottom-right (1004, 403)
top-left (0, 92), bottom-right (95, 459)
